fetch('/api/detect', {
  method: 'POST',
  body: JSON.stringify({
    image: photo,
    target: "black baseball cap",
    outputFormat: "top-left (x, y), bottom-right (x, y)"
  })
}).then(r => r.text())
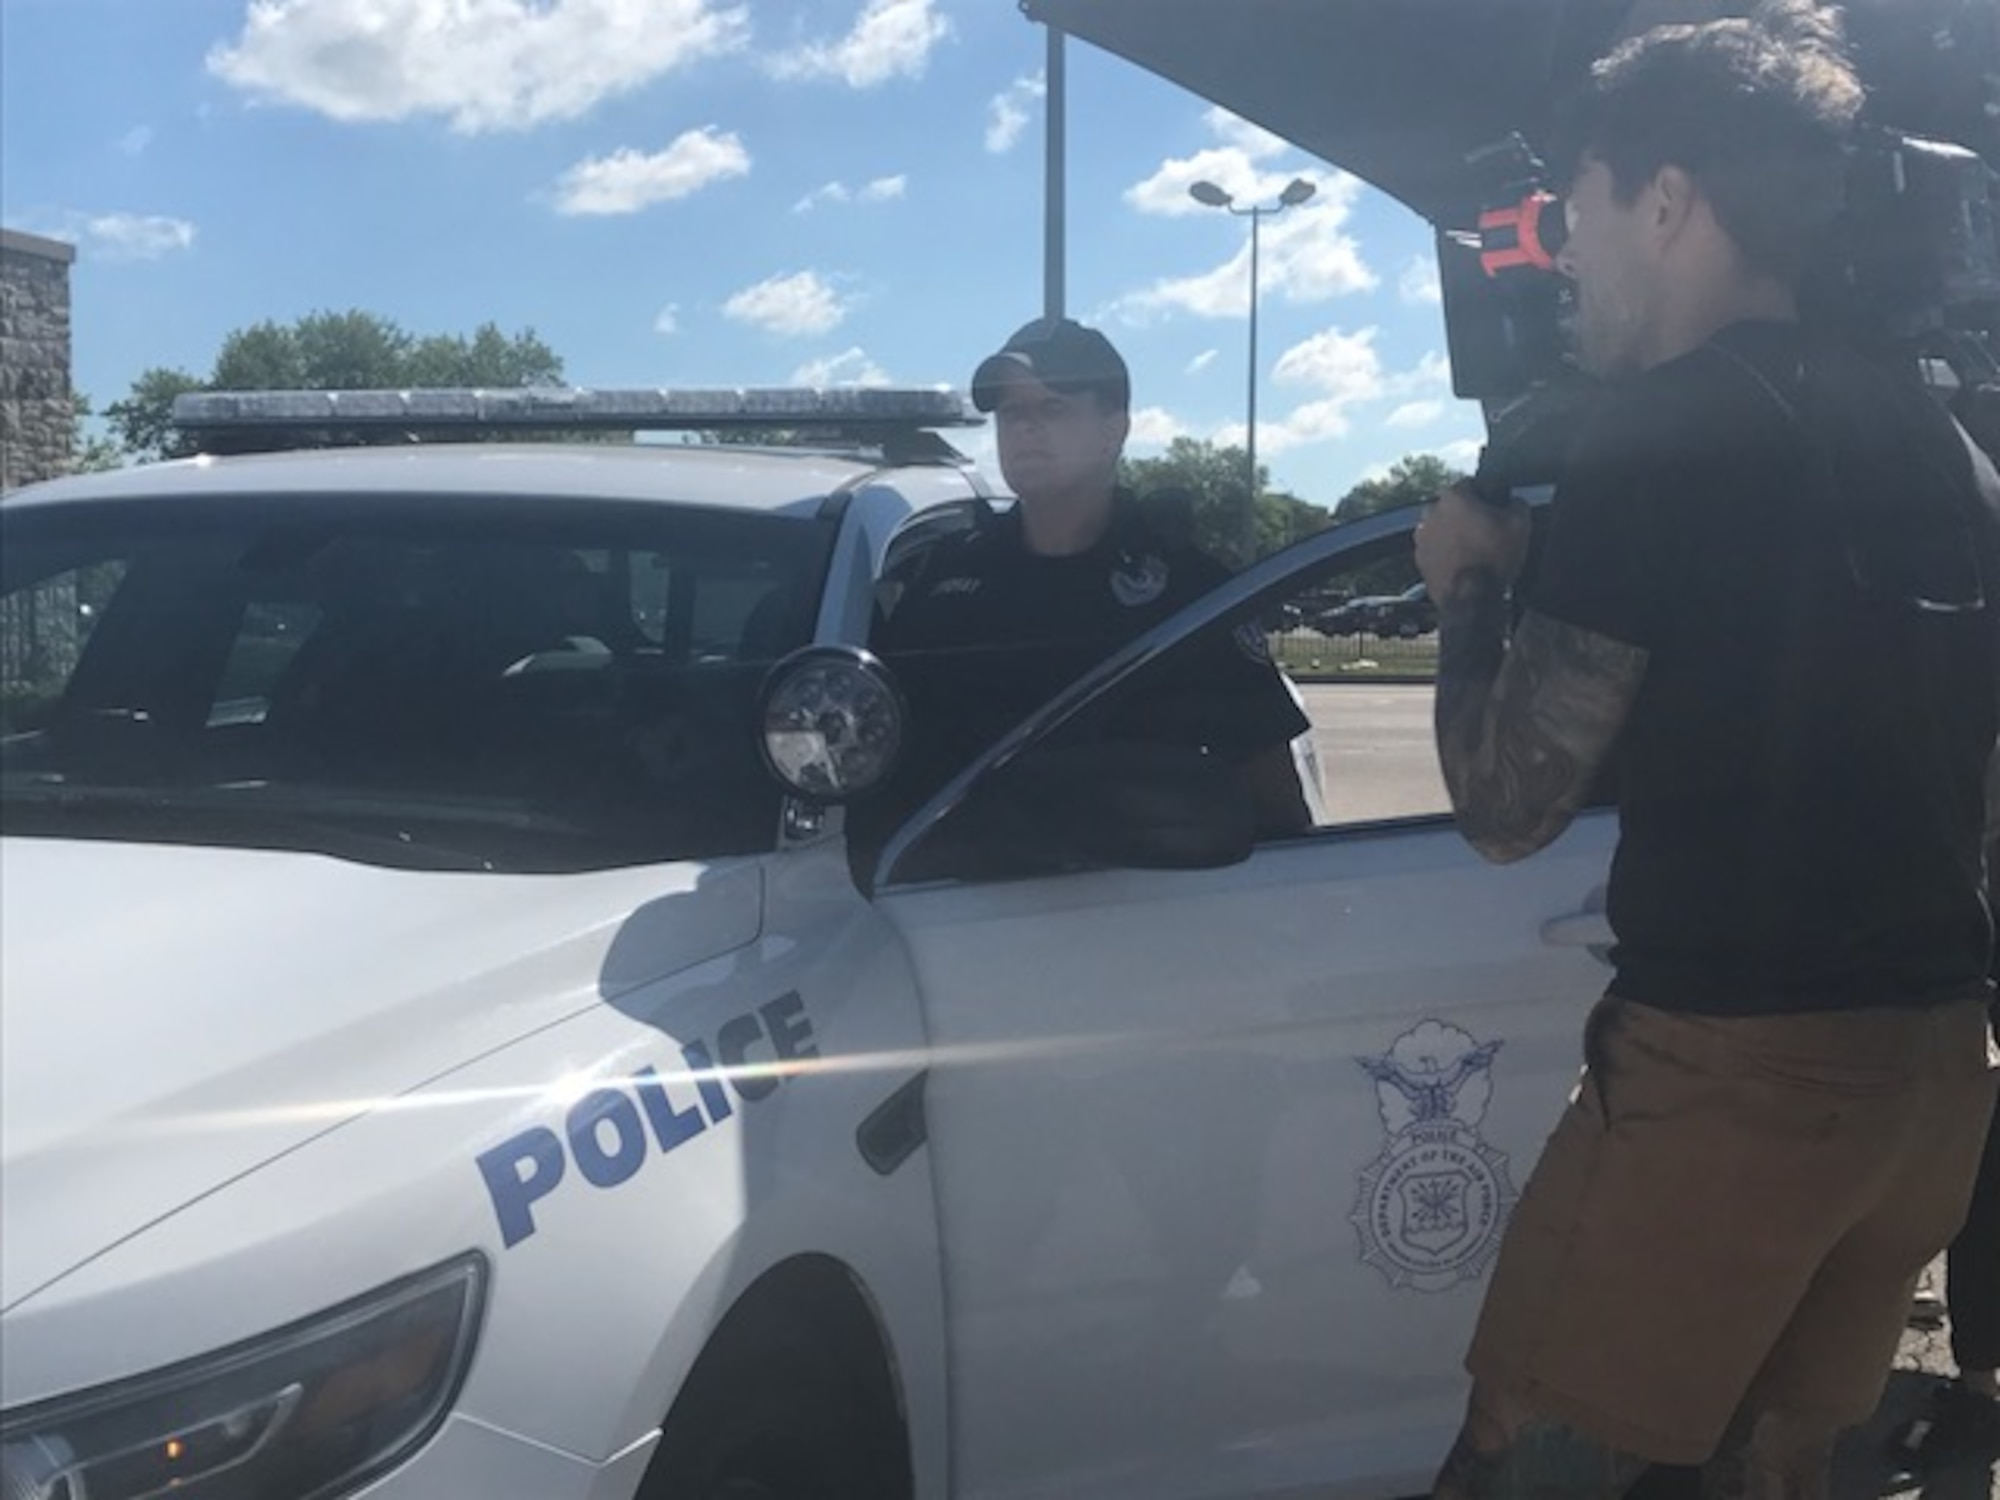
top-left (970, 317), bottom-right (1131, 413)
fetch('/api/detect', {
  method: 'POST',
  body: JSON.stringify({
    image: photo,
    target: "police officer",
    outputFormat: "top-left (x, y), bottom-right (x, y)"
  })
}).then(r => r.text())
top-left (862, 317), bottom-right (1312, 872)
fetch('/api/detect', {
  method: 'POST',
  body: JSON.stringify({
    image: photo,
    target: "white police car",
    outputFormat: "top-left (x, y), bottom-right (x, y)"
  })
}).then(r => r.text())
top-left (0, 387), bottom-right (1618, 1499)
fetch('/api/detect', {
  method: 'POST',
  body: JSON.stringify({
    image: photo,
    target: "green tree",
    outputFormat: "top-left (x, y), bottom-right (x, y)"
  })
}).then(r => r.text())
top-left (1119, 436), bottom-right (1331, 570)
top-left (210, 321), bottom-right (312, 392)
top-left (69, 395), bottom-right (126, 474)
top-left (104, 311), bottom-right (565, 462)
top-left (1256, 491), bottom-right (1335, 557)
top-left (1330, 452), bottom-right (1469, 595)
top-left (103, 368), bottom-right (208, 462)
top-left (1331, 452), bottom-right (1465, 525)
top-left (407, 322), bottom-right (564, 389)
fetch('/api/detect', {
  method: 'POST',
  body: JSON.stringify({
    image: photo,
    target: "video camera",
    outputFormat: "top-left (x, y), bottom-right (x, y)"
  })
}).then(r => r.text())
top-left (1439, 0), bottom-right (2000, 491)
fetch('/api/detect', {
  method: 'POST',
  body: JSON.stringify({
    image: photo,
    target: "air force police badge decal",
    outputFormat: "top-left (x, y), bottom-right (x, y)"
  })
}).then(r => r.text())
top-left (1351, 1021), bottom-right (1515, 1292)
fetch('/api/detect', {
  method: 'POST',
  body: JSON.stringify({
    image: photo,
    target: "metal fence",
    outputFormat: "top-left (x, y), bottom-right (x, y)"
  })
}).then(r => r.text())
top-left (1270, 627), bottom-right (1437, 683)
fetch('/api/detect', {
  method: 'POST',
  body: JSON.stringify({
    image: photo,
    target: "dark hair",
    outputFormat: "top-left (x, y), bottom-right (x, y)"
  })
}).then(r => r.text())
top-left (1556, 0), bottom-right (1863, 278)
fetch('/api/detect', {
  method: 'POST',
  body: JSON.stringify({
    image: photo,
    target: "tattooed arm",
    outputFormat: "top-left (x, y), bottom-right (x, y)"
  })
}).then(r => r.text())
top-left (1416, 485), bottom-right (1647, 864)
top-left (1434, 585), bottom-right (1647, 862)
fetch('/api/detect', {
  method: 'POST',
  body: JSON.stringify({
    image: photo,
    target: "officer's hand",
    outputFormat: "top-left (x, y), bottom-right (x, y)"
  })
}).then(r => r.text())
top-left (1415, 485), bottom-right (1532, 607)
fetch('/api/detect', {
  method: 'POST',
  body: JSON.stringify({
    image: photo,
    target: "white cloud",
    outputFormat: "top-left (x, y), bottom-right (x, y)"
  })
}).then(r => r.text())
top-left (1116, 183), bottom-right (1377, 321)
top-left (1248, 327), bottom-right (1456, 455)
top-left (986, 71), bottom-right (1045, 153)
top-left (1203, 106), bottom-right (1286, 159)
top-left (207, 0), bottom-right (748, 134)
top-left (793, 173), bottom-right (905, 212)
top-left (1399, 254), bottom-right (1442, 305)
top-left (770, 0), bottom-right (949, 88)
top-left (553, 129), bottom-right (749, 215)
top-left (76, 213), bottom-right (198, 261)
top-left (1125, 147), bottom-right (1294, 219)
top-left (1127, 406), bottom-right (1184, 449)
top-left (1123, 106), bottom-right (1305, 219)
top-left (792, 183), bottom-right (848, 213)
top-left (1116, 110), bottom-right (1374, 323)
top-left (1185, 349), bottom-right (1218, 375)
top-left (1242, 396), bottom-right (1358, 453)
top-left (1273, 326), bottom-right (1378, 394)
top-left (1267, 198), bottom-right (1379, 301)
top-left (1438, 437), bottom-right (1484, 469)
top-left (1404, 350), bottom-right (1453, 393)
top-left (724, 270), bottom-right (850, 337)
top-left (794, 182), bottom-right (849, 213)
top-left (1386, 400), bottom-right (1444, 429)
top-left (116, 126), bottom-right (154, 156)
top-left (654, 304), bottom-right (680, 336)
top-left (791, 347), bottom-right (889, 387)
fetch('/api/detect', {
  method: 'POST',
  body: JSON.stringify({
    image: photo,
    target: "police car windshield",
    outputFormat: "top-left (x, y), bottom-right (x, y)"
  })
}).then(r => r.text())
top-left (0, 494), bottom-right (832, 872)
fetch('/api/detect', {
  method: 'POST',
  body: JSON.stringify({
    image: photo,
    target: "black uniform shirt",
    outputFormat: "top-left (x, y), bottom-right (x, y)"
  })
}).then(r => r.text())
top-left (870, 493), bottom-right (1307, 817)
top-left (1528, 321), bottom-right (1999, 1014)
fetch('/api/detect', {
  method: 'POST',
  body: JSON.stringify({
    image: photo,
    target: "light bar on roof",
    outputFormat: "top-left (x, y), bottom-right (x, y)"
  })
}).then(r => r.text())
top-left (170, 386), bottom-right (980, 431)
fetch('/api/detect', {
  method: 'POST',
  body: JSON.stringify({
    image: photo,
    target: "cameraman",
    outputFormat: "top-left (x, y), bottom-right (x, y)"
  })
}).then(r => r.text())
top-left (1416, 2), bottom-right (2000, 1495)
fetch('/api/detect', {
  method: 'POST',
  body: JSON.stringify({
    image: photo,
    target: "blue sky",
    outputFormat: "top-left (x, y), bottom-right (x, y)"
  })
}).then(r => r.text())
top-left (1, 0), bottom-right (1486, 508)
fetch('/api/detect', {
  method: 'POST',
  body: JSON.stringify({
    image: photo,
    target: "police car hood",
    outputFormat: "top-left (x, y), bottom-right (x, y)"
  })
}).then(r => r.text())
top-left (0, 837), bottom-right (762, 1309)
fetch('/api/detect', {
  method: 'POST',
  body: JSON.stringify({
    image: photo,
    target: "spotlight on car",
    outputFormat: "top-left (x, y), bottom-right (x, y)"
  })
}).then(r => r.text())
top-left (759, 646), bottom-right (905, 803)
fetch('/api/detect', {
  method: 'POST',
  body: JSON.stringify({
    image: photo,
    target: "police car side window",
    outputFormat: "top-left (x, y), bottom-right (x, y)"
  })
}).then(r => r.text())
top-left (1266, 554), bottom-right (1453, 829)
top-left (874, 502), bottom-right (989, 622)
top-left (0, 557), bottom-right (130, 740)
top-left (881, 552), bottom-right (1454, 887)
top-left (880, 502), bottom-right (988, 579)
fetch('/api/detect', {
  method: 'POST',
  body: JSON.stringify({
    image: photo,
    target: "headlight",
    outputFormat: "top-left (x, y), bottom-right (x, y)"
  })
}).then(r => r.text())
top-left (1, 1254), bottom-right (484, 1500)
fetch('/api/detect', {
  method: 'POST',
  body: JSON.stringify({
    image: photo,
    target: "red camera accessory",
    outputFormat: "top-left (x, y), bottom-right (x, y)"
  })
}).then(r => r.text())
top-left (1479, 191), bottom-right (1565, 276)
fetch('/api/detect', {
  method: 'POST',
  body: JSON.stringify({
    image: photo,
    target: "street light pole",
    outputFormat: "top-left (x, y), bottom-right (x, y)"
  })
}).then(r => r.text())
top-left (1246, 202), bottom-right (1262, 522)
top-left (1189, 176), bottom-right (1316, 562)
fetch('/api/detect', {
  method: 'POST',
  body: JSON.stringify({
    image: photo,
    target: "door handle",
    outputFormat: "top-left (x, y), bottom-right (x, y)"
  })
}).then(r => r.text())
top-left (1542, 885), bottom-right (1613, 963)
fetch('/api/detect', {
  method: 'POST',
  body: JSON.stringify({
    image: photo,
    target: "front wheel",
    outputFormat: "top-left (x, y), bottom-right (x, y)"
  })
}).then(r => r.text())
top-left (641, 1334), bottom-right (907, 1500)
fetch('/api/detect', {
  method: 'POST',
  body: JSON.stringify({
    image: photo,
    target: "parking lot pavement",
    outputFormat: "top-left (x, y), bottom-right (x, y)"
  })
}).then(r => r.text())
top-left (1832, 1259), bottom-right (1996, 1500)
top-left (1624, 1259), bottom-right (1995, 1500)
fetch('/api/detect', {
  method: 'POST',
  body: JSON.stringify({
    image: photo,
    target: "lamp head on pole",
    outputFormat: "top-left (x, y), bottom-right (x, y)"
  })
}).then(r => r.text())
top-left (1278, 177), bottom-right (1317, 208)
top-left (1187, 180), bottom-right (1234, 209)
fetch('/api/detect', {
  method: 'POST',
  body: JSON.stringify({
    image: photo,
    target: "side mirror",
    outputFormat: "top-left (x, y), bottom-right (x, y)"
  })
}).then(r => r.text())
top-left (759, 646), bottom-right (904, 803)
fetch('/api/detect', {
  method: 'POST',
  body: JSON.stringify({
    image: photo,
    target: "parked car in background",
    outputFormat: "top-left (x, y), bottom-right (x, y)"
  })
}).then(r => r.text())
top-left (1316, 581), bottom-right (1437, 639)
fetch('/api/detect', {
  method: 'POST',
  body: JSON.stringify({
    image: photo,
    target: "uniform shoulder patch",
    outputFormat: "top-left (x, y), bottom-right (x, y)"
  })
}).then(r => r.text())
top-left (1232, 619), bottom-right (1273, 664)
top-left (1109, 551), bottom-right (1170, 607)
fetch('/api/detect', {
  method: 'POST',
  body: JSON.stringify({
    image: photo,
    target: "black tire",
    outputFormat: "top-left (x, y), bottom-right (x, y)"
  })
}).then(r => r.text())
top-left (641, 1326), bottom-right (907, 1500)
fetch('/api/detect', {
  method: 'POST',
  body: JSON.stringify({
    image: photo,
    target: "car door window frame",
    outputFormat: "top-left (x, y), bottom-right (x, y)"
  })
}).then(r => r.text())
top-left (871, 503), bottom-right (1463, 891)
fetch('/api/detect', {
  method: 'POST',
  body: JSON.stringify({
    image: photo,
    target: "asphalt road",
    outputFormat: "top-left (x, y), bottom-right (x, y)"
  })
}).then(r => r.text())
top-left (1631, 1274), bottom-right (1985, 1500)
top-left (1295, 682), bottom-right (1448, 825)
top-left (1292, 683), bottom-right (1993, 1498)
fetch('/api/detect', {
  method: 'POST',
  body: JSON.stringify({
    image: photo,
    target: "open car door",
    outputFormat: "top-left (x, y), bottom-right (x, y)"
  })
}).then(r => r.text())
top-left (869, 509), bottom-right (1618, 1498)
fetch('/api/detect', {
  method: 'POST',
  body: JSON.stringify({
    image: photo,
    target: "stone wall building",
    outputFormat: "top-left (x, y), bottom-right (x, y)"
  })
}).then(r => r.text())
top-left (1, 227), bottom-right (77, 493)
top-left (1, 228), bottom-right (80, 700)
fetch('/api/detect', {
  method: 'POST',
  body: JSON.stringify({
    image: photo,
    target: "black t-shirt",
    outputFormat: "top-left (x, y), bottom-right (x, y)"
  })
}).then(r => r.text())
top-left (1528, 320), bottom-right (1999, 1015)
top-left (867, 493), bottom-right (1307, 824)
